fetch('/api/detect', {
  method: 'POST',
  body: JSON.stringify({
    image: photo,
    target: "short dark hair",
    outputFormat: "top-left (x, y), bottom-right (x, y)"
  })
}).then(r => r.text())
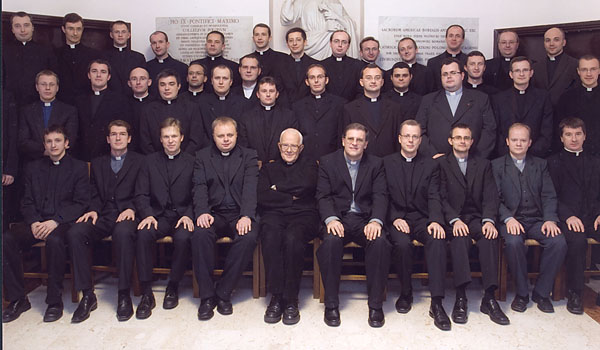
top-left (239, 53), bottom-right (262, 69)
top-left (107, 120), bottom-right (132, 136)
top-left (63, 13), bottom-right (83, 26)
top-left (343, 123), bottom-right (369, 140)
top-left (466, 50), bottom-right (485, 61)
top-left (35, 70), bottom-right (59, 85)
top-left (110, 20), bottom-right (129, 32)
top-left (446, 24), bottom-right (465, 38)
top-left (253, 23), bottom-right (271, 37)
top-left (207, 30), bottom-right (225, 43)
top-left (559, 117), bottom-right (586, 135)
top-left (286, 27), bottom-right (307, 41)
top-left (188, 60), bottom-right (207, 74)
top-left (330, 30), bottom-right (351, 44)
top-left (441, 57), bottom-right (463, 73)
top-left (211, 64), bottom-right (233, 79)
top-left (212, 116), bottom-right (237, 133)
top-left (87, 59), bottom-right (112, 75)
top-left (399, 119), bottom-right (421, 135)
top-left (160, 117), bottom-right (183, 135)
top-left (579, 54), bottom-right (600, 65)
top-left (149, 31), bottom-right (168, 42)
top-left (258, 76), bottom-right (278, 90)
top-left (306, 63), bottom-right (327, 79)
top-left (156, 68), bottom-right (181, 85)
top-left (391, 62), bottom-right (412, 75)
top-left (450, 123), bottom-right (472, 138)
top-left (510, 56), bottom-right (532, 71)
top-left (44, 124), bottom-right (69, 141)
top-left (398, 37), bottom-right (418, 50)
top-left (10, 11), bottom-right (32, 25)
top-left (360, 36), bottom-right (380, 50)
top-left (361, 63), bottom-right (383, 77)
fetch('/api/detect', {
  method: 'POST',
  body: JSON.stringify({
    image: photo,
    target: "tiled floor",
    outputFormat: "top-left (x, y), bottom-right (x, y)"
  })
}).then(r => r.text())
top-left (3, 276), bottom-right (600, 350)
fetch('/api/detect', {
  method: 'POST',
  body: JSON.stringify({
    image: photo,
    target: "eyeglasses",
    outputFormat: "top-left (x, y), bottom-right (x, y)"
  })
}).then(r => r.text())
top-left (441, 71), bottom-right (461, 78)
top-left (279, 143), bottom-right (300, 151)
top-left (400, 134), bottom-right (420, 140)
top-left (451, 136), bottom-right (472, 141)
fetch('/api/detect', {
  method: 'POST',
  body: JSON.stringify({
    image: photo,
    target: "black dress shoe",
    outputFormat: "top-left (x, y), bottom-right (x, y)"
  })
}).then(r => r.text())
top-left (282, 301), bottom-right (300, 325)
top-left (43, 303), bottom-right (64, 323)
top-left (135, 293), bottom-right (156, 320)
top-left (451, 297), bottom-right (468, 324)
top-left (217, 297), bottom-right (233, 315)
top-left (264, 294), bottom-right (283, 323)
top-left (117, 293), bottom-right (134, 322)
top-left (511, 294), bottom-right (529, 313)
top-left (2, 297), bottom-right (31, 323)
top-left (198, 297), bottom-right (217, 320)
top-left (566, 290), bottom-right (583, 315)
top-left (368, 308), bottom-right (385, 328)
top-left (324, 307), bottom-right (340, 327)
top-left (395, 293), bottom-right (413, 314)
top-left (532, 291), bottom-right (554, 313)
top-left (480, 297), bottom-right (510, 325)
top-left (163, 285), bottom-right (179, 310)
top-left (71, 292), bottom-right (98, 323)
top-left (429, 302), bottom-right (451, 331)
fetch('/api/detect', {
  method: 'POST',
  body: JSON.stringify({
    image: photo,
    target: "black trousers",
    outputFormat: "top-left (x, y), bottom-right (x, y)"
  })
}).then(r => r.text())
top-left (500, 217), bottom-right (567, 298)
top-left (260, 211), bottom-right (318, 300)
top-left (192, 210), bottom-right (258, 301)
top-left (66, 213), bottom-right (138, 291)
top-left (136, 212), bottom-right (193, 286)
top-left (446, 218), bottom-right (499, 291)
top-left (388, 216), bottom-right (446, 298)
top-left (2, 222), bottom-right (71, 304)
top-left (560, 219), bottom-right (600, 293)
top-left (316, 213), bottom-right (391, 309)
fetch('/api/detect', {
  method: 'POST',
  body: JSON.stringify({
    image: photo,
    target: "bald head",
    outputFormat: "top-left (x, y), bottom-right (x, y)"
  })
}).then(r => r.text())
top-left (128, 67), bottom-right (152, 97)
top-left (544, 27), bottom-right (566, 57)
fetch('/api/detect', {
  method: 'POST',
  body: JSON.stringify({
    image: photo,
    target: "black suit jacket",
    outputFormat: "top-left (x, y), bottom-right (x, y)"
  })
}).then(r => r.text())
top-left (382, 89), bottom-right (422, 121)
top-left (198, 92), bottom-right (247, 139)
top-left (293, 92), bottom-right (346, 161)
top-left (342, 97), bottom-right (404, 157)
top-left (321, 55), bottom-right (363, 101)
top-left (76, 89), bottom-right (133, 161)
top-left (484, 57), bottom-right (514, 91)
top-left (105, 47), bottom-right (146, 96)
top-left (416, 89), bottom-right (496, 158)
top-left (134, 152), bottom-right (195, 219)
top-left (21, 155), bottom-right (90, 225)
top-left (555, 86), bottom-right (600, 156)
top-left (547, 150), bottom-right (600, 222)
top-left (231, 84), bottom-right (260, 111)
top-left (2, 90), bottom-right (19, 177)
top-left (383, 62), bottom-right (435, 96)
top-left (492, 87), bottom-right (553, 157)
top-left (192, 145), bottom-right (258, 220)
top-left (438, 154), bottom-right (499, 224)
top-left (89, 151), bottom-right (144, 215)
top-left (384, 152), bottom-right (443, 224)
top-left (275, 53), bottom-right (319, 103)
top-left (18, 100), bottom-right (79, 162)
top-left (491, 154), bottom-right (559, 223)
top-left (255, 48), bottom-right (288, 78)
top-left (55, 43), bottom-right (102, 105)
top-left (316, 150), bottom-right (388, 223)
top-left (197, 56), bottom-right (242, 93)
top-left (532, 53), bottom-right (579, 106)
top-left (427, 51), bottom-right (468, 90)
top-left (238, 105), bottom-right (298, 163)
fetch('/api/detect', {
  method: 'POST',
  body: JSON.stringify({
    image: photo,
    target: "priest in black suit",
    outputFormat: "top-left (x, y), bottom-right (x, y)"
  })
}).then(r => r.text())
top-left (192, 117), bottom-right (259, 321)
top-left (427, 25), bottom-right (468, 90)
top-left (316, 123), bottom-right (391, 328)
top-left (532, 27), bottom-right (579, 107)
top-left (484, 31), bottom-right (520, 90)
top-left (66, 120), bottom-right (143, 323)
top-left (391, 37), bottom-right (435, 95)
top-left (293, 64), bottom-right (346, 161)
top-left (197, 31), bottom-right (241, 93)
top-left (492, 57), bottom-right (553, 157)
top-left (3, 11), bottom-right (57, 107)
top-left (276, 27), bottom-right (319, 104)
top-left (463, 51), bottom-right (499, 96)
top-left (133, 118), bottom-right (196, 320)
top-left (547, 117), bottom-right (600, 315)
top-left (321, 30), bottom-right (363, 101)
top-left (146, 31), bottom-right (188, 96)
top-left (342, 64), bottom-right (404, 158)
top-left (555, 55), bottom-right (600, 156)
top-left (492, 123), bottom-right (567, 314)
top-left (251, 23), bottom-right (287, 78)
top-left (2, 125), bottom-right (89, 323)
top-left (182, 60), bottom-right (208, 103)
top-left (127, 67), bottom-right (156, 151)
top-left (76, 59), bottom-right (132, 161)
top-left (55, 13), bottom-right (102, 105)
top-left (231, 54), bottom-right (261, 110)
top-left (416, 58), bottom-right (496, 159)
top-left (438, 124), bottom-right (509, 326)
top-left (2, 90), bottom-right (20, 228)
top-left (383, 119), bottom-right (449, 330)
top-left (139, 69), bottom-right (204, 155)
top-left (18, 70), bottom-right (78, 164)
top-left (383, 62), bottom-right (423, 121)
top-left (105, 21), bottom-right (146, 96)
top-left (258, 128), bottom-right (318, 325)
top-left (238, 76), bottom-right (298, 165)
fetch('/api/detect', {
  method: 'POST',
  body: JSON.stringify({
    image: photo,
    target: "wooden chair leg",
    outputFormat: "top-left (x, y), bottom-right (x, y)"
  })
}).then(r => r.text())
top-left (312, 238), bottom-right (321, 299)
top-left (252, 243), bottom-right (260, 298)
top-left (552, 263), bottom-right (566, 301)
top-left (259, 242), bottom-right (266, 297)
top-left (499, 242), bottom-right (508, 302)
top-left (192, 266), bottom-right (199, 298)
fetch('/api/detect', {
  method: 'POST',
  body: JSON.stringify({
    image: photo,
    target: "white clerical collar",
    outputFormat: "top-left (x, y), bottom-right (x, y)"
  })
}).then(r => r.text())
top-left (166, 99), bottom-right (175, 104)
top-left (157, 56), bottom-right (168, 63)
top-left (53, 160), bottom-right (60, 165)
top-left (583, 84), bottom-right (595, 92)
top-left (370, 97), bottom-right (378, 102)
top-left (564, 147), bottom-right (583, 156)
top-left (457, 157), bottom-right (467, 163)
top-left (94, 90), bottom-right (101, 96)
top-left (262, 103), bottom-right (275, 110)
top-left (515, 158), bottom-right (524, 164)
top-left (22, 41), bottom-right (27, 46)
top-left (69, 44), bottom-right (77, 49)
top-left (336, 56), bottom-right (343, 62)
top-left (190, 90), bottom-right (203, 96)
top-left (44, 102), bottom-right (52, 107)
top-left (295, 57), bottom-right (301, 62)
top-left (395, 89), bottom-right (408, 97)
top-left (221, 151), bottom-right (230, 156)
top-left (447, 90), bottom-right (459, 96)
top-left (451, 53), bottom-right (458, 58)
top-left (549, 56), bottom-right (556, 61)
top-left (471, 83), bottom-right (479, 88)
top-left (504, 57), bottom-right (511, 61)
top-left (209, 54), bottom-right (222, 61)
top-left (407, 63), bottom-right (413, 68)
top-left (519, 89), bottom-right (526, 95)
top-left (166, 151), bottom-right (180, 159)
top-left (134, 93), bottom-right (149, 101)
top-left (314, 94), bottom-right (322, 99)
top-left (257, 49), bottom-right (266, 55)
top-left (405, 156), bottom-right (413, 162)
top-left (218, 95), bottom-right (226, 101)
top-left (115, 45), bottom-right (126, 51)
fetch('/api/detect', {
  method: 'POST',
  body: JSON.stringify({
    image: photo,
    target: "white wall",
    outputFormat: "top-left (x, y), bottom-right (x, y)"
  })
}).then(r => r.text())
top-left (4, 0), bottom-right (599, 60)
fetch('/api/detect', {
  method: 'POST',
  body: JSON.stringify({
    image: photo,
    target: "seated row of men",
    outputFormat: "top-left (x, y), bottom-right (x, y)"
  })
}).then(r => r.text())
top-left (3, 112), bottom-right (598, 332)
